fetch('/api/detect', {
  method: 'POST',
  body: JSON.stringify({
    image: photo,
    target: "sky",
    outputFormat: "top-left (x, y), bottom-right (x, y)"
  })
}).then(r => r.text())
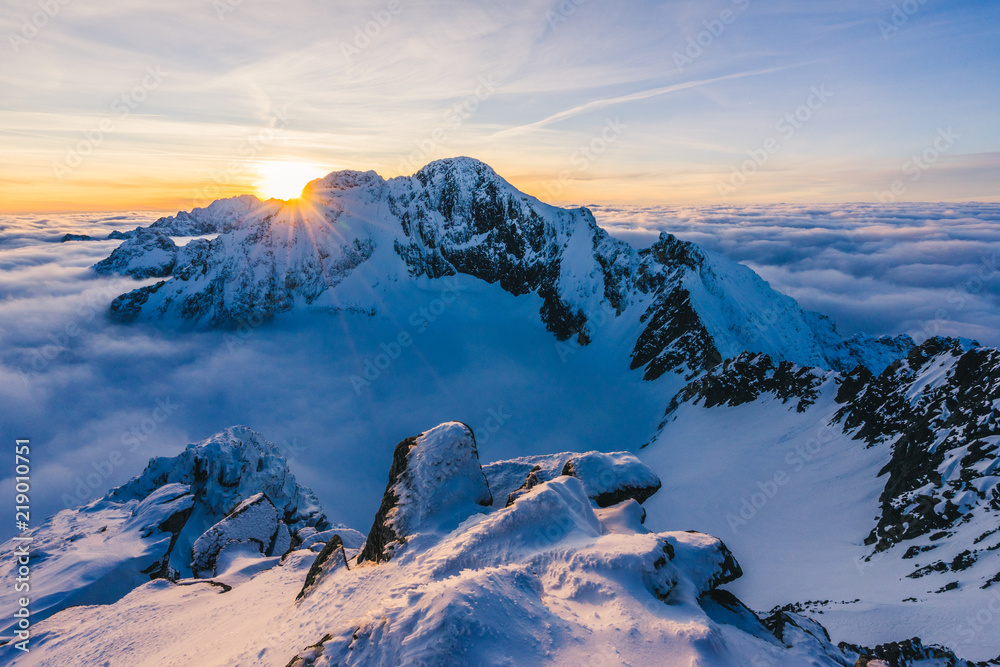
top-left (1, 0), bottom-right (998, 212)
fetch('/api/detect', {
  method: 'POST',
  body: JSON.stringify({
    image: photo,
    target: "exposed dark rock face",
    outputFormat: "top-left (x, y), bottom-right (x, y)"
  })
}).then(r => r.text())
top-left (59, 233), bottom-right (94, 242)
top-left (109, 280), bottom-right (166, 323)
top-left (661, 352), bottom-right (828, 422)
top-left (505, 465), bottom-right (544, 507)
top-left (839, 636), bottom-right (1000, 666)
top-left (140, 500), bottom-right (195, 581)
top-left (392, 158), bottom-right (635, 343)
top-left (832, 338), bottom-right (1000, 552)
top-left (630, 284), bottom-right (721, 380)
top-left (356, 436), bottom-right (416, 565)
top-left (283, 634), bottom-right (333, 667)
top-left (707, 538), bottom-right (744, 588)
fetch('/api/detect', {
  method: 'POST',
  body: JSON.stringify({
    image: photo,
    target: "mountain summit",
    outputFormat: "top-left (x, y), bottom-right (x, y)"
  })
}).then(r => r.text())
top-left (95, 157), bottom-right (911, 379)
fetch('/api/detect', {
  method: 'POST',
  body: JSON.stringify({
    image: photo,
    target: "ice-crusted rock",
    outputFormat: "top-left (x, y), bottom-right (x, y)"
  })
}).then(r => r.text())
top-left (93, 157), bottom-right (911, 377)
top-left (110, 426), bottom-right (328, 547)
top-left (0, 426), bottom-right (342, 635)
top-left (482, 450), bottom-right (661, 509)
top-left (357, 421), bottom-right (492, 564)
top-left (190, 493), bottom-right (291, 577)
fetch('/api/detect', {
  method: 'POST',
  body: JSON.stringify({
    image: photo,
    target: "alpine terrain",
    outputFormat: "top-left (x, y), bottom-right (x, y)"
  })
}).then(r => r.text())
top-left (4, 158), bottom-right (998, 666)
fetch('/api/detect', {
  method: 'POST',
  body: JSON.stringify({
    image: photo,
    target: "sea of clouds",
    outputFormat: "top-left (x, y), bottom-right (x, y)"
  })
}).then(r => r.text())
top-left (591, 202), bottom-right (1000, 347)
top-left (0, 203), bottom-right (997, 541)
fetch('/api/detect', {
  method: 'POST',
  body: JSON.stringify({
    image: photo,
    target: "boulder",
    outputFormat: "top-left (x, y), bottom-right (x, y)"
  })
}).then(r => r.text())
top-left (357, 422), bottom-right (492, 564)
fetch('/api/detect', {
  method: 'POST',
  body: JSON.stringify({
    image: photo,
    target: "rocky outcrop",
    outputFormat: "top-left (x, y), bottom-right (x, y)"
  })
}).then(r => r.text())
top-left (832, 337), bottom-right (1000, 553)
top-left (0, 426), bottom-right (344, 636)
top-left (483, 450), bottom-right (661, 509)
top-left (93, 227), bottom-right (178, 278)
top-left (296, 535), bottom-right (349, 601)
top-left (110, 426), bottom-right (328, 539)
top-left (190, 492), bottom-right (291, 577)
top-left (60, 233), bottom-right (95, 242)
top-left (357, 422), bottom-right (492, 564)
top-left (839, 637), bottom-right (1000, 666)
top-left (560, 451), bottom-right (662, 507)
top-left (660, 352), bottom-right (830, 424)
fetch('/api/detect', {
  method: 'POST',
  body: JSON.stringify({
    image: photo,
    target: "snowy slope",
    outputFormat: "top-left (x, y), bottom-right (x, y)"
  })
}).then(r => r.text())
top-left (641, 340), bottom-right (1000, 660)
top-left (94, 158), bottom-right (911, 378)
top-left (5, 420), bottom-right (968, 667)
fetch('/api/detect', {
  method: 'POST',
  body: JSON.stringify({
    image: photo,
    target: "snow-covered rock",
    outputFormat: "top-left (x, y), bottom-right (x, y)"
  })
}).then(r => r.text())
top-left (93, 227), bottom-right (178, 278)
top-left (0, 482), bottom-right (194, 639)
top-left (357, 421), bottom-right (492, 564)
top-left (5, 420), bottom-right (992, 666)
top-left (483, 450), bottom-right (661, 509)
top-left (109, 194), bottom-right (274, 239)
top-left (93, 157), bottom-right (912, 377)
top-left (190, 492), bottom-right (291, 577)
top-left (296, 534), bottom-right (351, 601)
top-left (0, 426), bottom-right (344, 636)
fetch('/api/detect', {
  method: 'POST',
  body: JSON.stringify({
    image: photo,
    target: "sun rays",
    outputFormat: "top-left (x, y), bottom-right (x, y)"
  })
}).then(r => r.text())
top-left (254, 161), bottom-right (328, 201)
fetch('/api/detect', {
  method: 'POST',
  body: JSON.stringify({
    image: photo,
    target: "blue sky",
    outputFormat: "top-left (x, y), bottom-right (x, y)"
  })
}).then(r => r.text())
top-left (1, 0), bottom-right (998, 210)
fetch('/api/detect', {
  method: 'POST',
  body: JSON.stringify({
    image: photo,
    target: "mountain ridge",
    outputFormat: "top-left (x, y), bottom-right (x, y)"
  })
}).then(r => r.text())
top-left (94, 157), bottom-right (913, 380)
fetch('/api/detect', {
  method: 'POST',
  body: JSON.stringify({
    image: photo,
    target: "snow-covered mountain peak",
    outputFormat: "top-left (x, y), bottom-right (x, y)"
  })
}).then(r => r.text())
top-left (94, 158), bottom-right (915, 378)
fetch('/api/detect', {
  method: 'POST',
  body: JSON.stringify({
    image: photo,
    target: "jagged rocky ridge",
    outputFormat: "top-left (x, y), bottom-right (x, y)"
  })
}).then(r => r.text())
top-left (654, 336), bottom-right (1000, 592)
top-left (833, 338), bottom-right (1000, 557)
top-left (92, 157), bottom-right (910, 379)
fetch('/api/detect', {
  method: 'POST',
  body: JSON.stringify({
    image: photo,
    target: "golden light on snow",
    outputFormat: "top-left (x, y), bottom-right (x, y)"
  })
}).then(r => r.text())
top-left (255, 161), bottom-right (326, 201)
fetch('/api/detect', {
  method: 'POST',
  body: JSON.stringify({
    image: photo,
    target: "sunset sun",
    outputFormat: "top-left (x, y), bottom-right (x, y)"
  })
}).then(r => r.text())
top-left (255, 161), bottom-right (326, 201)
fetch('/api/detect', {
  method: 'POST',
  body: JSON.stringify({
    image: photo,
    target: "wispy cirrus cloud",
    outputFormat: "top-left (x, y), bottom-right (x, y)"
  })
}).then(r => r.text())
top-left (490, 66), bottom-right (793, 138)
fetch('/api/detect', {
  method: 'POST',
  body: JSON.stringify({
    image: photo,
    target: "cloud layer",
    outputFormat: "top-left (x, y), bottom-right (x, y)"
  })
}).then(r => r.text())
top-left (592, 201), bottom-right (1000, 346)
